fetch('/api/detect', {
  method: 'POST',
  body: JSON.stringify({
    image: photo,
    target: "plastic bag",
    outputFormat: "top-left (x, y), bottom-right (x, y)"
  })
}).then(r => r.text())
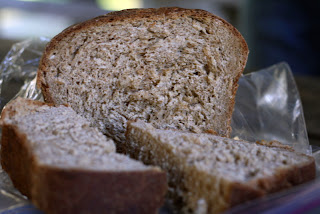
top-left (231, 62), bottom-right (310, 154)
top-left (0, 38), bottom-right (316, 213)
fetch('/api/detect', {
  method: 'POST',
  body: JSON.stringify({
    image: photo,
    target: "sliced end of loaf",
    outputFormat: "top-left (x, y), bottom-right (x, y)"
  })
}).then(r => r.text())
top-left (37, 7), bottom-right (248, 144)
top-left (126, 120), bottom-right (315, 213)
top-left (0, 98), bottom-right (167, 214)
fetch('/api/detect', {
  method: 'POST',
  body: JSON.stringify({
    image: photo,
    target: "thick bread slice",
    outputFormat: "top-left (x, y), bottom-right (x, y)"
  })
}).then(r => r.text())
top-left (36, 7), bottom-right (249, 144)
top-left (0, 98), bottom-right (167, 214)
top-left (126, 120), bottom-right (315, 214)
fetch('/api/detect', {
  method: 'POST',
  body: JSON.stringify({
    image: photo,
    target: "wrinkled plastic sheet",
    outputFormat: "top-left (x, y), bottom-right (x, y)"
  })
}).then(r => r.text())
top-left (0, 38), bottom-right (318, 213)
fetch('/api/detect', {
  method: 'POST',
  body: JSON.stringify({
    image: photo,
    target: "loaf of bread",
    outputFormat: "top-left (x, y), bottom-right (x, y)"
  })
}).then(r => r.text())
top-left (0, 98), bottom-right (167, 214)
top-left (36, 7), bottom-right (249, 145)
top-left (126, 120), bottom-right (316, 214)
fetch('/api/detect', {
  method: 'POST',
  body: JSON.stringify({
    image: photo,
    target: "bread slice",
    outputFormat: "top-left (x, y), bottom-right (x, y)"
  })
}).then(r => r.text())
top-left (36, 7), bottom-right (249, 144)
top-left (126, 120), bottom-right (315, 214)
top-left (0, 98), bottom-right (167, 214)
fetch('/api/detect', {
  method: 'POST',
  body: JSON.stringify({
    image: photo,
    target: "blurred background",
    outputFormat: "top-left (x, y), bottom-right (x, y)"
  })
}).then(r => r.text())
top-left (0, 0), bottom-right (319, 145)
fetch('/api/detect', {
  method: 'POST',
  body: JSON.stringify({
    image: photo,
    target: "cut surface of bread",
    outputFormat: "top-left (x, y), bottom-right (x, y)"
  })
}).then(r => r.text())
top-left (126, 120), bottom-right (316, 214)
top-left (1, 98), bottom-right (116, 169)
top-left (37, 7), bottom-right (249, 144)
top-left (0, 98), bottom-right (167, 214)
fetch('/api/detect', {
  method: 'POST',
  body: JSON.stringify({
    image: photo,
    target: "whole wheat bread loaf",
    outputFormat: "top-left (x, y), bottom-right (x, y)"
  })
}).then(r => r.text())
top-left (36, 7), bottom-right (249, 144)
top-left (0, 98), bottom-right (167, 214)
top-left (126, 120), bottom-right (315, 214)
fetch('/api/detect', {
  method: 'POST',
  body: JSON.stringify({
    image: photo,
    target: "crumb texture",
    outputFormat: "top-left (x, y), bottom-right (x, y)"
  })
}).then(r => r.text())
top-left (2, 98), bottom-right (149, 171)
top-left (39, 8), bottom-right (248, 142)
top-left (126, 120), bottom-right (315, 214)
top-left (1, 98), bottom-right (167, 214)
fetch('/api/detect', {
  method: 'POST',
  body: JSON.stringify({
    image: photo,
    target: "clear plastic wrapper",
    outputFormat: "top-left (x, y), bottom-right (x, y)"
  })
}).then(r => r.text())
top-left (0, 38), bottom-right (318, 213)
top-left (231, 62), bottom-right (311, 154)
top-left (0, 37), bottom-right (47, 110)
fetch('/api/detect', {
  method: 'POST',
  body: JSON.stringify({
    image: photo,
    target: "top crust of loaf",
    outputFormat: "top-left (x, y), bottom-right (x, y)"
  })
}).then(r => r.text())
top-left (36, 7), bottom-right (249, 141)
top-left (37, 7), bottom-right (248, 102)
top-left (37, 8), bottom-right (248, 74)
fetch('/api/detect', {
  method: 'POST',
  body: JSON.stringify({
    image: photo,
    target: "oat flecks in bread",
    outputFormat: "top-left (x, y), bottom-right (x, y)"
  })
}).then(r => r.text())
top-left (37, 7), bottom-right (249, 144)
top-left (126, 120), bottom-right (316, 214)
top-left (0, 98), bottom-right (167, 214)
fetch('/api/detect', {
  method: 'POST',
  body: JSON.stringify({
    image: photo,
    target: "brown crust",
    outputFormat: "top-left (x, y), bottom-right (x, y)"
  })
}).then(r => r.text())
top-left (0, 99), bottom-right (168, 214)
top-left (36, 7), bottom-right (248, 137)
top-left (32, 166), bottom-right (167, 214)
top-left (0, 124), bottom-right (34, 198)
top-left (227, 182), bottom-right (264, 207)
